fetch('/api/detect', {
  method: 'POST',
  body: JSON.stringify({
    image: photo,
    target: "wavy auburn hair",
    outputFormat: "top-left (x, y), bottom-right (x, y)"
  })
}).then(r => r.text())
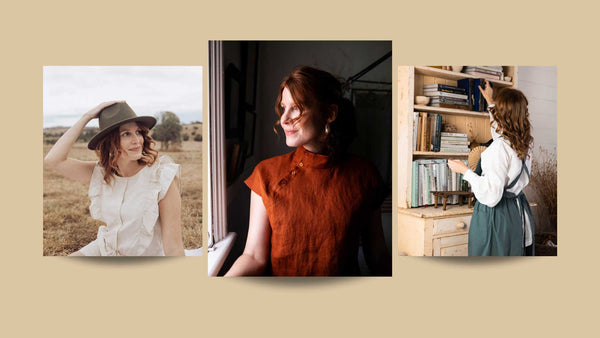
top-left (490, 87), bottom-right (533, 159)
top-left (274, 66), bottom-right (357, 163)
top-left (94, 122), bottom-right (158, 185)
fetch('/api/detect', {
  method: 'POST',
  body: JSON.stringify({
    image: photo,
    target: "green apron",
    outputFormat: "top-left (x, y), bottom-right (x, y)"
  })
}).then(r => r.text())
top-left (468, 158), bottom-right (535, 256)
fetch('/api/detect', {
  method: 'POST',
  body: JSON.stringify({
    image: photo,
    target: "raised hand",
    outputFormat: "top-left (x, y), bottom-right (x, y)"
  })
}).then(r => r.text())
top-left (478, 80), bottom-right (494, 105)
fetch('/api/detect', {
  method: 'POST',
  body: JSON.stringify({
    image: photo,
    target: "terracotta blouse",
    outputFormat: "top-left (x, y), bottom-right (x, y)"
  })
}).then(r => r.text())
top-left (245, 146), bottom-right (384, 276)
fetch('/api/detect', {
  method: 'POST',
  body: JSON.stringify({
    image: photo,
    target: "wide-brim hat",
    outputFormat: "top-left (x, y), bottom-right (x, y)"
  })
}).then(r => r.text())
top-left (88, 101), bottom-right (157, 150)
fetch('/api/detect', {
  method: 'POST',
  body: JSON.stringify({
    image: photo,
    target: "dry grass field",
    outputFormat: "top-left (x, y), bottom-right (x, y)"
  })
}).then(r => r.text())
top-left (43, 131), bottom-right (203, 256)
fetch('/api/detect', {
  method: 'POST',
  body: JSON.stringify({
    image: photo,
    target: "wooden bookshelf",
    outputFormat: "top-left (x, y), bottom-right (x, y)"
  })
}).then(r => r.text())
top-left (414, 104), bottom-right (489, 118)
top-left (397, 65), bottom-right (518, 256)
top-left (414, 66), bottom-right (515, 87)
top-left (413, 151), bottom-right (469, 158)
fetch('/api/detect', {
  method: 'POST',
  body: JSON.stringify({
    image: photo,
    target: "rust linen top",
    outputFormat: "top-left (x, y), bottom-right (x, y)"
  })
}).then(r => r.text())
top-left (245, 146), bottom-right (384, 276)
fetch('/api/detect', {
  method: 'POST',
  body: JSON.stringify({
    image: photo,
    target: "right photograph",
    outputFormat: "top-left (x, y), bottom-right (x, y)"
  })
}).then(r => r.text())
top-left (397, 66), bottom-right (557, 256)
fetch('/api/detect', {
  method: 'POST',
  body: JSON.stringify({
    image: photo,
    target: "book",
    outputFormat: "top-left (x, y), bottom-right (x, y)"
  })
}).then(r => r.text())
top-left (441, 132), bottom-right (468, 137)
top-left (423, 90), bottom-right (469, 100)
top-left (423, 84), bottom-right (467, 94)
top-left (413, 112), bottom-right (419, 151)
top-left (430, 96), bottom-right (470, 105)
top-left (464, 66), bottom-right (503, 76)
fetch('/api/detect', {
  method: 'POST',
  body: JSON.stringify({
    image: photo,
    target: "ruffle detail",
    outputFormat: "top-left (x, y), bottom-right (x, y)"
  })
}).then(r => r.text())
top-left (88, 164), bottom-right (104, 220)
top-left (150, 155), bottom-right (181, 201)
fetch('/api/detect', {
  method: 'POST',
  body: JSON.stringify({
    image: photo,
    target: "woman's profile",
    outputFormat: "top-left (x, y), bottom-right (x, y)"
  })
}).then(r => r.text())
top-left (44, 101), bottom-right (184, 256)
top-left (226, 66), bottom-right (391, 276)
top-left (448, 81), bottom-right (535, 256)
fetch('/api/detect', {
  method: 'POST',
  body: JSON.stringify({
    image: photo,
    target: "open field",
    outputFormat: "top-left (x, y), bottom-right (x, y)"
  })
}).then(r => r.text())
top-left (43, 139), bottom-right (203, 256)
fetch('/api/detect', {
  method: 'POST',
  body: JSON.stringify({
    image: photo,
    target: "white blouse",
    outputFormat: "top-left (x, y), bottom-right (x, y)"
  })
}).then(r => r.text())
top-left (79, 156), bottom-right (180, 256)
top-left (463, 109), bottom-right (533, 246)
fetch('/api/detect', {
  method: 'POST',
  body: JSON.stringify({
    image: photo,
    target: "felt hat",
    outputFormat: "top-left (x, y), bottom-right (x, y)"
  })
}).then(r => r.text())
top-left (87, 101), bottom-right (157, 150)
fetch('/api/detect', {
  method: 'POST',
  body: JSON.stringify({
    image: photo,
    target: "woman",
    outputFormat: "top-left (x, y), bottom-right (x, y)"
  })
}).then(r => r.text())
top-left (448, 80), bottom-right (534, 256)
top-left (44, 101), bottom-right (184, 256)
top-left (226, 66), bottom-right (391, 276)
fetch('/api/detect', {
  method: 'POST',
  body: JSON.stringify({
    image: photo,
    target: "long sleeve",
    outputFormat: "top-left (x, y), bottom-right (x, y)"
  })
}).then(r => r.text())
top-left (463, 141), bottom-right (510, 207)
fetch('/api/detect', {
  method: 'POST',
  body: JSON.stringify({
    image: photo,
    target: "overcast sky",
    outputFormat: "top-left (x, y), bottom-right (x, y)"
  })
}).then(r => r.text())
top-left (43, 66), bottom-right (202, 128)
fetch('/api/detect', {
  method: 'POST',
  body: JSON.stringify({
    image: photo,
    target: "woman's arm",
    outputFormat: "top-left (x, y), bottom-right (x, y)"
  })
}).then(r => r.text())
top-left (44, 101), bottom-right (118, 184)
top-left (449, 143), bottom-right (510, 207)
top-left (361, 209), bottom-right (392, 276)
top-left (225, 191), bottom-right (271, 276)
top-left (159, 177), bottom-right (184, 256)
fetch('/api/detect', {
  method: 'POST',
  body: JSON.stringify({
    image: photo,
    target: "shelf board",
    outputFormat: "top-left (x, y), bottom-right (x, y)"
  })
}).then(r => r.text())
top-left (413, 151), bottom-right (469, 157)
top-left (414, 105), bottom-right (489, 117)
top-left (415, 66), bottom-right (514, 86)
top-left (398, 204), bottom-right (474, 219)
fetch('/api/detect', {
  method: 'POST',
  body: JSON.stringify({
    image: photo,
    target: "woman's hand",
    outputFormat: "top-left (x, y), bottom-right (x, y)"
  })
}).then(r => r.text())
top-left (83, 101), bottom-right (119, 121)
top-left (447, 159), bottom-right (469, 175)
top-left (44, 102), bottom-right (119, 183)
top-left (478, 80), bottom-right (494, 105)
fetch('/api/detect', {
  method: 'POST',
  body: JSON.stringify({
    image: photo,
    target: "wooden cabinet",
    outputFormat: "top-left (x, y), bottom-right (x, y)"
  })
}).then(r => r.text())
top-left (397, 66), bottom-right (518, 256)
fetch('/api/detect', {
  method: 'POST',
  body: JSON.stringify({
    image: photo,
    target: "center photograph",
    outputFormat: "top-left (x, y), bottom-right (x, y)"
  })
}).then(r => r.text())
top-left (207, 41), bottom-right (392, 277)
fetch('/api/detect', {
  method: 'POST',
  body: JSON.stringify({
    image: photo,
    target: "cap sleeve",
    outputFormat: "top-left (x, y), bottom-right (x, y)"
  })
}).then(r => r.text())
top-left (244, 161), bottom-right (269, 200)
top-left (88, 163), bottom-right (104, 220)
top-left (153, 156), bottom-right (181, 201)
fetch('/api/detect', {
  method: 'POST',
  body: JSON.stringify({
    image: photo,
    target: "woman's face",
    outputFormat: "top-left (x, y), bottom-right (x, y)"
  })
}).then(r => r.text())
top-left (118, 122), bottom-right (144, 161)
top-left (280, 87), bottom-right (324, 153)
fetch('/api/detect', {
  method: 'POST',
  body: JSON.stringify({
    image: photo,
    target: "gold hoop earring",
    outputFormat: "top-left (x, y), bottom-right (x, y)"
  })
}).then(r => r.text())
top-left (325, 124), bottom-right (330, 135)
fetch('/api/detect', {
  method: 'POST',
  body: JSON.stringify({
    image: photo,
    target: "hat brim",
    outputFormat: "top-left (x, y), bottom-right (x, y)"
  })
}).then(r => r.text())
top-left (87, 116), bottom-right (157, 150)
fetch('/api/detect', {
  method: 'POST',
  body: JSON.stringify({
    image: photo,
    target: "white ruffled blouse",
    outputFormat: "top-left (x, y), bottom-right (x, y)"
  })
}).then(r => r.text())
top-left (463, 107), bottom-right (533, 246)
top-left (79, 156), bottom-right (181, 256)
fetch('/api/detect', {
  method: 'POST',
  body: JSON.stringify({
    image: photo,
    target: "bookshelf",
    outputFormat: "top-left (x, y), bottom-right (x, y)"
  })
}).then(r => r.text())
top-left (397, 66), bottom-right (518, 256)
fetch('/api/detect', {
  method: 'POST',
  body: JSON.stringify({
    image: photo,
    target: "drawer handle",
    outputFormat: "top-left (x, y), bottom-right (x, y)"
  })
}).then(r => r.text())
top-left (456, 221), bottom-right (466, 230)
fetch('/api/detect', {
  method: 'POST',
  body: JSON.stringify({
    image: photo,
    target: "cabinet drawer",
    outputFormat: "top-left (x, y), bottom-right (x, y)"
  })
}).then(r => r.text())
top-left (433, 234), bottom-right (468, 256)
top-left (441, 244), bottom-right (468, 256)
top-left (433, 215), bottom-right (471, 236)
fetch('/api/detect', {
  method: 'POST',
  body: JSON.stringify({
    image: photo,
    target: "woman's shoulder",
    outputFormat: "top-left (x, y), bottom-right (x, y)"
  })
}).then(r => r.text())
top-left (252, 151), bottom-right (295, 174)
top-left (151, 155), bottom-right (179, 167)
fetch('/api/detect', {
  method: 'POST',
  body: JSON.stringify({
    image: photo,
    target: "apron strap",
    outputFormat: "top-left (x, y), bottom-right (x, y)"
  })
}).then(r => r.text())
top-left (506, 158), bottom-right (527, 190)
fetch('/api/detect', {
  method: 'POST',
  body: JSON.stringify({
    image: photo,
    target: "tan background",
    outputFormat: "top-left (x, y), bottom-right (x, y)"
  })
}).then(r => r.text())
top-left (0, 0), bottom-right (596, 336)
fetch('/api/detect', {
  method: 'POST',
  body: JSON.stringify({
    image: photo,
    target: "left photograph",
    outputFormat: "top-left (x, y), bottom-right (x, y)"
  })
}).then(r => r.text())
top-left (43, 66), bottom-right (203, 256)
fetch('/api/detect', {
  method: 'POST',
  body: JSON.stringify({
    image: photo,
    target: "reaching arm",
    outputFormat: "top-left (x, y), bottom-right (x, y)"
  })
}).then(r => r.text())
top-left (44, 101), bottom-right (118, 184)
top-left (361, 209), bottom-right (392, 276)
top-left (225, 191), bottom-right (271, 276)
top-left (159, 177), bottom-right (184, 256)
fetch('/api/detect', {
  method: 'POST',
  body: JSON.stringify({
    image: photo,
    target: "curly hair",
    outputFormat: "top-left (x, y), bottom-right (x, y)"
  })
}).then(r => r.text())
top-left (274, 66), bottom-right (357, 163)
top-left (489, 87), bottom-right (533, 159)
top-left (94, 122), bottom-right (158, 184)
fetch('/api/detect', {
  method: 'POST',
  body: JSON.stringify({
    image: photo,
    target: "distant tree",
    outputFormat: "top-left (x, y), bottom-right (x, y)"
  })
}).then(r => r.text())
top-left (194, 134), bottom-right (202, 142)
top-left (182, 133), bottom-right (189, 141)
top-left (152, 111), bottom-right (182, 151)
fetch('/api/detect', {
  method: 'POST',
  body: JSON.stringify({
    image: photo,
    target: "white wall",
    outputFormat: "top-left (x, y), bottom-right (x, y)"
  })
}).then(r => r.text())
top-left (517, 66), bottom-right (557, 156)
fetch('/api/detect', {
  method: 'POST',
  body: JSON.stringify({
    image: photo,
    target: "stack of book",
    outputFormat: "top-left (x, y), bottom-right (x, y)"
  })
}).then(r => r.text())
top-left (422, 84), bottom-right (470, 110)
top-left (440, 132), bottom-right (470, 153)
top-left (412, 112), bottom-right (442, 152)
top-left (413, 113), bottom-right (470, 153)
top-left (463, 66), bottom-right (504, 80)
top-left (411, 159), bottom-right (469, 207)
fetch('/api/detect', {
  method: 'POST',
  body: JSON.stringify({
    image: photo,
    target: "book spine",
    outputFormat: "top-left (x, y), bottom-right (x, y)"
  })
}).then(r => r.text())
top-left (411, 160), bottom-right (418, 207)
top-left (413, 112), bottom-right (419, 151)
top-left (423, 91), bottom-right (469, 100)
top-left (423, 84), bottom-right (467, 94)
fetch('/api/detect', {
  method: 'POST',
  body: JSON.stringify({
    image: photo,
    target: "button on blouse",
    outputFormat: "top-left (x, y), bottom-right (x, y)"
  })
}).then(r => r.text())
top-left (245, 146), bottom-right (385, 276)
top-left (79, 156), bottom-right (180, 256)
